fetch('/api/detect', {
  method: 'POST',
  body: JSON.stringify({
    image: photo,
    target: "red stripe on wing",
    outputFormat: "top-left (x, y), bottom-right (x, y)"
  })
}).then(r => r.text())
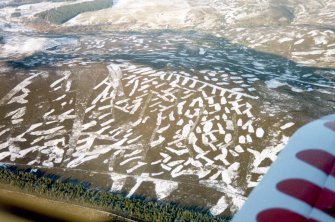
top-left (314, 188), bottom-right (335, 218)
top-left (325, 121), bottom-right (335, 132)
top-left (277, 179), bottom-right (335, 218)
top-left (257, 208), bottom-right (317, 222)
top-left (296, 150), bottom-right (335, 175)
top-left (277, 179), bottom-right (321, 206)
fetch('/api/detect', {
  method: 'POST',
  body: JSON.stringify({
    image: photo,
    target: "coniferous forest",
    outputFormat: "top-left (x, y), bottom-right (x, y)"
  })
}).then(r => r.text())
top-left (36, 0), bottom-right (113, 24)
top-left (0, 166), bottom-right (231, 222)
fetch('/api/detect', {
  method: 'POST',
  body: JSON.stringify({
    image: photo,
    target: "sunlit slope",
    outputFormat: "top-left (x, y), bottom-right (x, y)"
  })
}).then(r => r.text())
top-left (62, 0), bottom-right (335, 68)
top-left (64, 0), bottom-right (220, 30)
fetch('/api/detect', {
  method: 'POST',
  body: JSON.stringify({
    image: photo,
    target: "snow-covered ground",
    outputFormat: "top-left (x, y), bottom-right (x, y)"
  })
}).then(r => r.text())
top-left (0, 32), bottom-right (333, 216)
top-left (65, 0), bottom-right (220, 30)
top-left (0, 0), bottom-right (334, 218)
top-left (0, 35), bottom-right (78, 59)
top-left (62, 0), bottom-right (335, 68)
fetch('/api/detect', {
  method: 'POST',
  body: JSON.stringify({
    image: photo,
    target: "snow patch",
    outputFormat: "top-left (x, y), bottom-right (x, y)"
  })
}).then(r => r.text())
top-left (0, 36), bottom-right (77, 58)
top-left (265, 79), bottom-right (286, 89)
top-left (154, 180), bottom-right (178, 199)
top-left (280, 122), bottom-right (295, 130)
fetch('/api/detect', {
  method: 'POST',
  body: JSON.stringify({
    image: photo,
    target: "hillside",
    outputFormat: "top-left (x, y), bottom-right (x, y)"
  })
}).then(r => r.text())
top-left (61, 0), bottom-right (335, 68)
top-left (64, 0), bottom-right (221, 30)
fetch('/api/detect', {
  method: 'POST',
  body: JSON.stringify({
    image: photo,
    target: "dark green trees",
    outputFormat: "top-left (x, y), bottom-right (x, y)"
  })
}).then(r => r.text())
top-left (36, 0), bottom-right (113, 24)
top-left (0, 167), bottom-right (231, 222)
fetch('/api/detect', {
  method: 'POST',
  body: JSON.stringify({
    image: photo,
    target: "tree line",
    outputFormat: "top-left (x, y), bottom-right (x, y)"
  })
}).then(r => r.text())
top-left (36, 0), bottom-right (113, 24)
top-left (1, 0), bottom-right (44, 9)
top-left (0, 166), bottom-right (231, 222)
